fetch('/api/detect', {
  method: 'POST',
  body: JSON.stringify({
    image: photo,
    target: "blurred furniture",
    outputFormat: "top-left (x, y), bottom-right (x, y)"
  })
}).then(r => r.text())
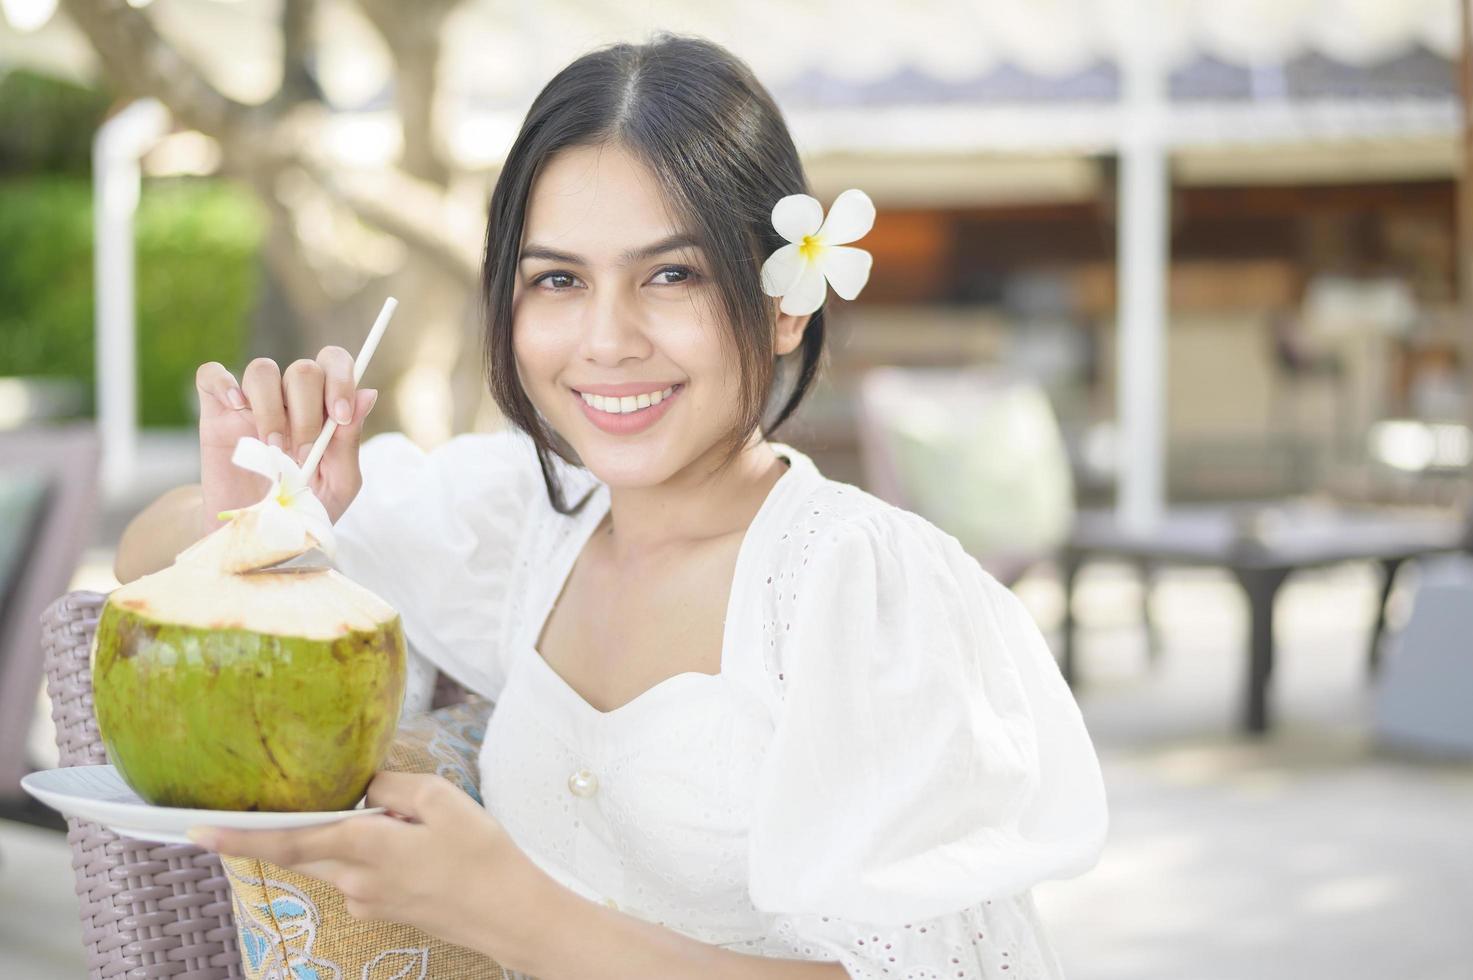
top-left (1267, 309), bottom-right (1348, 493)
top-left (1061, 500), bottom-right (1470, 734)
top-left (1298, 276), bottom-right (1418, 463)
top-left (0, 423), bottom-right (101, 803)
top-left (0, 376), bottom-right (90, 427)
top-left (855, 365), bottom-right (1075, 587)
top-left (40, 589), bottom-right (486, 980)
top-left (1372, 554), bottom-right (1473, 760)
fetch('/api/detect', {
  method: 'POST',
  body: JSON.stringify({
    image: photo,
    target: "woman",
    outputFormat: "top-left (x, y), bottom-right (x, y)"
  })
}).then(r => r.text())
top-left (119, 33), bottom-right (1107, 980)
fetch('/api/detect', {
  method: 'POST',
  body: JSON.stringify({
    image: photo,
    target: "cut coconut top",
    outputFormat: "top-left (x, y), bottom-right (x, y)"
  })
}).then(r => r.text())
top-left (175, 506), bottom-right (320, 574)
top-left (112, 562), bottom-right (399, 640)
top-left (176, 434), bottom-right (342, 575)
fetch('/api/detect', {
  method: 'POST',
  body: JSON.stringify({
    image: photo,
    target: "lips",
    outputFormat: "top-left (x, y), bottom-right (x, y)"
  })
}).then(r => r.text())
top-left (573, 381), bottom-right (684, 397)
top-left (573, 382), bottom-right (683, 435)
top-left (577, 384), bottom-right (680, 415)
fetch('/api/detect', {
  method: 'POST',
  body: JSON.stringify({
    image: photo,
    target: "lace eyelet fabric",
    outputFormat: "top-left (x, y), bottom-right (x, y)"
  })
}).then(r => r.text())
top-left (334, 434), bottom-right (1105, 980)
top-left (721, 892), bottom-right (1062, 979)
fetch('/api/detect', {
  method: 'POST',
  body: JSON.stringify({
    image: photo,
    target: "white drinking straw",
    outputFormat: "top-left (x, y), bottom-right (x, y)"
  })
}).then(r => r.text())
top-left (299, 296), bottom-right (397, 484)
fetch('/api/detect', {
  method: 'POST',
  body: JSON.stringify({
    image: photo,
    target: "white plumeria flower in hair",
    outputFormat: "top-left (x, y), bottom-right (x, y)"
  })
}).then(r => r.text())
top-left (217, 435), bottom-right (337, 559)
top-left (760, 188), bottom-right (875, 316)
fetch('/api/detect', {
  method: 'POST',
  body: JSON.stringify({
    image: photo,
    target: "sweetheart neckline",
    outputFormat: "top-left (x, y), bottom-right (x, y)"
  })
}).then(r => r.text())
top-left (520, 451), bottom-right (800, 722)
top-left (523, 644), bottom-right (723, 720)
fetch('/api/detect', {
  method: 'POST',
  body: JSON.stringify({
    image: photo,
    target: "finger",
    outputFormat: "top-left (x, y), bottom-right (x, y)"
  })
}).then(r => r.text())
top-left (189, 821), bottom-right (351, 866)
top-left (342, 895), bottom-right (374, 920)
top-left (271, 856), bottom-right (356, 885)
top-left (321, 388), bottom-right (378, 477)
top-left (364, 771), bottom-right (445, 821)
top-left (282, 357), bottom-right (326, 464)
top-left (195, 362), bottom-right (246, 416)
top-left (240, 358), bottom-right (288, 451)
top-left (316, 346), bottom-right (357, 428)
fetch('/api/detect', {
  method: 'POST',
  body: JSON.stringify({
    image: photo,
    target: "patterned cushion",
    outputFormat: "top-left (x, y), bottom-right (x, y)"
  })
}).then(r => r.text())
top-left (220, 698), bottom-right (509, 979)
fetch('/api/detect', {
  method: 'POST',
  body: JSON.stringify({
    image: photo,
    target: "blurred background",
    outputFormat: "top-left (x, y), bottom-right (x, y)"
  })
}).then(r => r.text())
top-left (3, 1), bottom-right (1472, 978)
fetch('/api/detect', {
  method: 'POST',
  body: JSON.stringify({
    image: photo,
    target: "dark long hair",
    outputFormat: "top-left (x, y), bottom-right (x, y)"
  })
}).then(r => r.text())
top-left (480, 33), bottom-right (827, 514)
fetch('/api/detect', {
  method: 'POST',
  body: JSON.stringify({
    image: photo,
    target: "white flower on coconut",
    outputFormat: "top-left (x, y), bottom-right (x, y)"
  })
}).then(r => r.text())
top-left (217, 435), bottom-right (337, 558)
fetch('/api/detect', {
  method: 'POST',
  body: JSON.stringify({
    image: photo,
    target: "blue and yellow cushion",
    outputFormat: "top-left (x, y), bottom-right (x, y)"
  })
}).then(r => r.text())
top-left (220, 698), bottom-right (508, 979)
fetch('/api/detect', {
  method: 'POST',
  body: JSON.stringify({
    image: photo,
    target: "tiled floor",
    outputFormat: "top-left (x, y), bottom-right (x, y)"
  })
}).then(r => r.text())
top-left (1028, 561), bottom-right (1473, 980)
top-left (5, 559), bottom-right (1471, 979)
top-left (0, 819), bottom-right (87, 977)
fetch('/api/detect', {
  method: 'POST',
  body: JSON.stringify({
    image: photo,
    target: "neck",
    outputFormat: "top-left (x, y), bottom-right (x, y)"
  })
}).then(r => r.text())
top-left (599, 431), bottom-right (790, 563)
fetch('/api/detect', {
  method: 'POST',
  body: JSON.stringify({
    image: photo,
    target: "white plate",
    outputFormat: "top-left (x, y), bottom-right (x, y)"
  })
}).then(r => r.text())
top-left (21, 765), bottom-right (386, 845)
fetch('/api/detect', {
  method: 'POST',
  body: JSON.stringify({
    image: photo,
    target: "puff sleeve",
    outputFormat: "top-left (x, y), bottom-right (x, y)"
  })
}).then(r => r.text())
top-left (329, 429), bottom-right (541, 715)
top-left (745, 509), bottom-right (1107, 976)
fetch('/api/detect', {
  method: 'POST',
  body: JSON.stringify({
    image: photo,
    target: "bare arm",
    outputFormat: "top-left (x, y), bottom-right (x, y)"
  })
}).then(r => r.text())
top-left (113, 484), bottom-right (217, 584)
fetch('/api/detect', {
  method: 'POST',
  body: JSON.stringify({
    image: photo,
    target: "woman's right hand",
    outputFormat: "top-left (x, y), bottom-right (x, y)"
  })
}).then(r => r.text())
top-left (194, 348), bottom-right (380, 538)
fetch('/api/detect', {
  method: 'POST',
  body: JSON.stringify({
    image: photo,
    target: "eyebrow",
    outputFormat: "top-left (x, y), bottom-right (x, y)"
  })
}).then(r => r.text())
top-left (518, 233), bottom-right (702, 267)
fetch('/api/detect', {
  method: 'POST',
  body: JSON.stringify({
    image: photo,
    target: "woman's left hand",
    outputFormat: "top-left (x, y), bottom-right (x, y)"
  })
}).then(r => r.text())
top-left (188, 771), bottom-right (557, 964)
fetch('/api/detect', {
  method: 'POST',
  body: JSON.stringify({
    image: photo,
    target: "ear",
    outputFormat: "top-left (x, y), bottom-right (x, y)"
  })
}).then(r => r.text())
top-left (774, 307), bottom-right (813, 358)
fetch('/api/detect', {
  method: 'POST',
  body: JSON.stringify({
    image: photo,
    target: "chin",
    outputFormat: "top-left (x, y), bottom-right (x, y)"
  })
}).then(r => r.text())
top-left (574, 439), bottom-right (686, 489)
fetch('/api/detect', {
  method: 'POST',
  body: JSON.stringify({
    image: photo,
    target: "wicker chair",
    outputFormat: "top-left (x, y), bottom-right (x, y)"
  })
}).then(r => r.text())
top-left (40, 589), bottom-right (481, 980)
top-left (2, 423), bottom-right (101, 801)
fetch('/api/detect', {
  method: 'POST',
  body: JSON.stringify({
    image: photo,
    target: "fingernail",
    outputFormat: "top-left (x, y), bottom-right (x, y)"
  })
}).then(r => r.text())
top-left (365, 390), bottom-right (379, 414)
top-left (267, 432), bottom-right (284, 450)
top-left (297, 443), bottom-right (312, 463)
top-left (334, 398), bottom-right (352, 425)
top-left (187, 828), bottom-right (219, 850)
top-left (227, 388), bottom-right (245, 410)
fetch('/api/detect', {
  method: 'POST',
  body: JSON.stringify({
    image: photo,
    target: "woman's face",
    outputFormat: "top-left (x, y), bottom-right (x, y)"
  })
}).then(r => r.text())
top-left (512, 142), bottom-right (745, 489)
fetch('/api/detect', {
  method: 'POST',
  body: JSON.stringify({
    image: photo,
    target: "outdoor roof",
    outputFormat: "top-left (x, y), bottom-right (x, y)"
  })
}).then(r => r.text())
top-left (0, 0), bottom-right (1461, 177)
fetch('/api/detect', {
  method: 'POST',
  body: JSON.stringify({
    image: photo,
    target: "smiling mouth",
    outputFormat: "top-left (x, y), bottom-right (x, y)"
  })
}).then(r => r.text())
top-left (575, 384), bottom-right (682, 416)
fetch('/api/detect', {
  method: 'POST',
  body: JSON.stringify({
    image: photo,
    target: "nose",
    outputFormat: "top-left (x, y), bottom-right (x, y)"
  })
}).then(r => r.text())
top-left (579, 287), bottom-right (652, 366)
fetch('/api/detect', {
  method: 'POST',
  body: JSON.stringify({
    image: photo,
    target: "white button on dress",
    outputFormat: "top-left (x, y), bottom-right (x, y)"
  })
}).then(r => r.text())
top-left (567, 767), bottom-right (598, 798)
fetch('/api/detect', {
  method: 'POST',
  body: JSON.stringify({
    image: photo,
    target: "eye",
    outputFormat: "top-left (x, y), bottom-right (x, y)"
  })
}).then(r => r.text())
top-left (532, 271), bottom-right (582, 291)
top-left (650, 265), bottom-right (699, 286)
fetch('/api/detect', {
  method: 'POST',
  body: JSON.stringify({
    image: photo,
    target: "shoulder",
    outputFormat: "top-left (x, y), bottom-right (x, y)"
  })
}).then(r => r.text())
top-left (338, 427), bottom-right (567, 578)
top-left (752, 467), bottom-right (1024, 689)
top-left (356, 426), bottom-right (593, 519)
top-left (359, 427), bottom-right (536, 485)
top-left (769, 470), bottom-right (990, 596)
top-left (752, 444), bottom-right (1006, 613)
top-left (335, 428), bottom-right (568, 700)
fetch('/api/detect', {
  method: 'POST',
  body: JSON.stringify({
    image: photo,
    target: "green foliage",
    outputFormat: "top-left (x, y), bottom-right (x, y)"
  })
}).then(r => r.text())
top-left (0, 175), bottom-right (264, 426)
top-left (0, 69), bottom-right (114, 175)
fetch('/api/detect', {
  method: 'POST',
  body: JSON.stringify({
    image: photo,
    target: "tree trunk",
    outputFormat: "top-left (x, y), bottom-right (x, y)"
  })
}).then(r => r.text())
top-left (60, 0), bottom-right (490, 445)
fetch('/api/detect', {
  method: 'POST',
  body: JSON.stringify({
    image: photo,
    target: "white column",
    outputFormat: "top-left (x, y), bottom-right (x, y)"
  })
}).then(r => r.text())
top-left (1115, 3), bottom-right (1169, 531)
top-left (93, 99), bottom-right (169, 502)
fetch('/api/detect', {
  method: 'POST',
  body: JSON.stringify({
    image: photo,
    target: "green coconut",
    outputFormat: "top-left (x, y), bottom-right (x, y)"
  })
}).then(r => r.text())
top-left (92, 511), bottom-right (406, 812)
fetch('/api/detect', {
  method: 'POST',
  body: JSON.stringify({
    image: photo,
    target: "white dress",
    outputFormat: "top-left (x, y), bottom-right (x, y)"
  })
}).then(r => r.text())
top-left (330, 428), bottom-right (1109, 979)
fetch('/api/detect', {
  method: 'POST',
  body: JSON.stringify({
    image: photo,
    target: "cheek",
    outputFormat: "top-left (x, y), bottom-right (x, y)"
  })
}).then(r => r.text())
top-left (649, 295), bottom-right (736, 376)
top-left (512, 305), bottom-right (575, 381)
top-left (653, 312), bottom-right (746, 427)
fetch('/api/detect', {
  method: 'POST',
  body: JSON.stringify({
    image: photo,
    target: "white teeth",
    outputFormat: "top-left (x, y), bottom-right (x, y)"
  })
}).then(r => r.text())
top-left (579, 385), bottom-right (678, 416)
